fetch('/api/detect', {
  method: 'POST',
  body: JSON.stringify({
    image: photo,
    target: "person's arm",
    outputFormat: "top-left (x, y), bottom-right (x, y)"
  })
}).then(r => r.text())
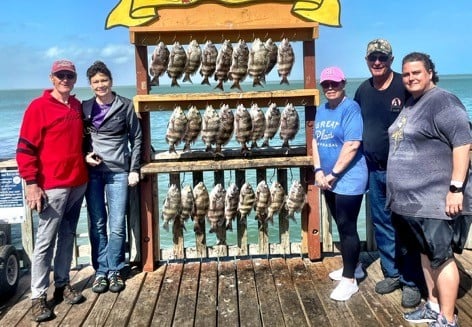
top-left (325, 140), bottom-right (361, 184)
top-left (312, 138), bottom-right (329, 190)
top-left (446, 143), bottom-right (471, 217)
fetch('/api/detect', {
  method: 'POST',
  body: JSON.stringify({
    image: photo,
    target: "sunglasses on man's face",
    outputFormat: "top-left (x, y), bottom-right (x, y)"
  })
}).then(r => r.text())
top-left (320, 81), bottom-right (342, 89)
top-left (367, 54), bottom-right (390, 62)
top-left (54, 72), bottom-right (76, 80)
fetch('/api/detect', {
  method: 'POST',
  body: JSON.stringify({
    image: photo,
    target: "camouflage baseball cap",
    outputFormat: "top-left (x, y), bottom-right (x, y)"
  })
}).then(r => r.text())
top-left (366, 39), bottom-right (392, 56)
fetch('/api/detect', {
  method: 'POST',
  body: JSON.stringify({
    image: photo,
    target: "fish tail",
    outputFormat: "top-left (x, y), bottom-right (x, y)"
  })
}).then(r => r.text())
top-left (183, 142), bottom-right (191, 152)
top-left (163, 221), bottom-right (169, 232)
top-left (150, 77), bottom-right (159, 86)
top-left (280, 76), bottom-right (290, 85)
top-left (171, 78), bottom-right (180, 87)
top-left (261, 139), bottom-right (269, 148)
top-left (225, 220), bottom-right (233, 231)
top-left (201, 76), bottom-right (211, 85)
top-left (230, 81), bottom-right (243, 92)
top-left (182, 74), bottom-right (192, 84)
top-left (214, 80), bottom-right (224, 91)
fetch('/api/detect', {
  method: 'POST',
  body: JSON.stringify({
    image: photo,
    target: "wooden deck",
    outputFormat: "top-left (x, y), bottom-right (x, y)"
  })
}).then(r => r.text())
top-left (1, 250), bottom-right (472, 327)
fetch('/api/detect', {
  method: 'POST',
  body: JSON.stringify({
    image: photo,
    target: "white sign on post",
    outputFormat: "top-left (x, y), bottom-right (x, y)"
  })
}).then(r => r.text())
top-left (0, 170), bottom-right (25, 224)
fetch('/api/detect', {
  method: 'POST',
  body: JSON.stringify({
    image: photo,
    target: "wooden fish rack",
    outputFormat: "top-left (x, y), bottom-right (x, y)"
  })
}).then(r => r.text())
top-left (130, 2), bottom-right (320, 271)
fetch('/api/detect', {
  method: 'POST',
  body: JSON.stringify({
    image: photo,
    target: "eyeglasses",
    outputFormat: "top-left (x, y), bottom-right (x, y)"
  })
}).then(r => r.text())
top-left (367, 54), bottom-right (390, 62)
top-left (54, 72), bottom-right (76, 80)
top-left (320, 81), bottom-right (342, 89)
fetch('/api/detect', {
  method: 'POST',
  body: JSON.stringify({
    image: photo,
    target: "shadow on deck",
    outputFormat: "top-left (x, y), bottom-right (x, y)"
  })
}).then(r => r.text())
top-left (1, 250), bottom-right (472, 326)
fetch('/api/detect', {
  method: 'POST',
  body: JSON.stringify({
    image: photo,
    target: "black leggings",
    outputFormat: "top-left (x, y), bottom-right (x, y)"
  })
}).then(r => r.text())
top-left (324, 190), bottom-right (364, 278)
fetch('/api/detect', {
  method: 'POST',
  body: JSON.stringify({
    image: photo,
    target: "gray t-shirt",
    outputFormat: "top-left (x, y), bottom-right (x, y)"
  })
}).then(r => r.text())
top-left (386, 87), bottom-right (472, 220)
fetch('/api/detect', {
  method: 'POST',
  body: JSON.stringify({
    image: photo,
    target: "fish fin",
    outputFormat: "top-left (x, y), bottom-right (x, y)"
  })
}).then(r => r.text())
top-left (225, 221), bottom-right (233, 231)
top-left (163, 221), bottom-right (169, 232)
top-left (261, 140), bottom-right (269, 147)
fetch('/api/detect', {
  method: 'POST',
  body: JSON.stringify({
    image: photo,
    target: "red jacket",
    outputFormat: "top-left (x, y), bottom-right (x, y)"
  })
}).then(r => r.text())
top-left (16, 89), bottom-right (88, 189)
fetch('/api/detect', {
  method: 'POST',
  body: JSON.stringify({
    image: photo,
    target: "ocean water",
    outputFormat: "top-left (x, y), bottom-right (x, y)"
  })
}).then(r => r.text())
top-left (2, 75), bottom-right (472, 253)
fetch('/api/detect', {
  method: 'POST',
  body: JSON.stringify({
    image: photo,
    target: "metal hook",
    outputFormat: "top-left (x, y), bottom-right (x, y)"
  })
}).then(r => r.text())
top-left (289, 167), bottom-right (294, 181)
top-left (269, 168), bottom-right (276, 183)
top-left (301, 99), bottom-right (307, 106)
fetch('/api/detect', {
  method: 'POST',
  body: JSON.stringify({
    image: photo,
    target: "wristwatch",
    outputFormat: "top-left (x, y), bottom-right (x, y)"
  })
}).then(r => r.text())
top-left (449, 185), bottom-right (464, 193)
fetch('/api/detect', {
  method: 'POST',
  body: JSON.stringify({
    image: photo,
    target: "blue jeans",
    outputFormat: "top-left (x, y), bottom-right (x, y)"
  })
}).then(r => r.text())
top-left (369, 170), bottom-right (423, 288)
top-left (86, 171), bottom-right (128, 277)
top-left (31, 184), bottom-right (87, 299)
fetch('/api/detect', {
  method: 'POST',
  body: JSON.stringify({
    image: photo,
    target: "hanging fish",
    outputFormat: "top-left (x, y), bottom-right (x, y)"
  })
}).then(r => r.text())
top-left (180, 184), bottom-right (194, 225)
top-left (166, 106), bottom-right (188, 153)
top-left (277, 38), bottom-right (295, 85)
top-left (228, 39), bottom-right (249, 91)
top-left (161, 184), bottom-right (181, 232)
top-left (224, 183), bottom-right (239, 231)
top-left (238, 182), bottom-right (256, 222)
top-left (285, 180), bottom-right (306, 221)
top-left (280, 103), bottom-right (300, 150)
top-left (215, 104), bottom-right (234, 156)
top-left (201, 104), bottom-right (220, 152)
top-left (248, 38), bottom-right (269, 87)
top-left (183, 106), bottom-right (202, 152)
top-left (192, 182), bottom-right (210, 235)
top-left (149, 42), bottom-right (170, 87)
top-left (182, 40), bottom-right (202, 84)
top-left (214, 40), bottom-right (233, 91)
top-left (167, 41), bottom-right (187, 87)
top-left (261, 103), bottom-right (281, 148)
top-left (249, 103), bottom-right (266, 149)
top-left (199, 40), bottom-right (218, 86)
top-left (254, 180), bottom-right (271, 225)
top-left (234, 104), bottom-right (252, 155)
top-left (267, 181), bottom-right (286, 223)
top-left (263, 38), bottom-right (278, 83)
top-left (207, 184), bottom-right (226, 234)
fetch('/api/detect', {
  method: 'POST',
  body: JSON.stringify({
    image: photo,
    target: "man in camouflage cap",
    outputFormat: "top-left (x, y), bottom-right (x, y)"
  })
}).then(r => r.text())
top-left (354, 38), bottom-right (425, 309)
top-left (366, 38), bottom-right (392, 57)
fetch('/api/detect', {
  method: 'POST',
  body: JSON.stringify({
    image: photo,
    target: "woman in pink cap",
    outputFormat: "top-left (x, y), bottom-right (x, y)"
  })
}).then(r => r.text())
top-left (312, 66), bottom-right (368, 301)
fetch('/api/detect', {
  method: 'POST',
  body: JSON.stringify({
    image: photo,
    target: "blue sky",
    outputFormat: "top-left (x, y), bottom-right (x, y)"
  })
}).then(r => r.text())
top-left (1, 0), bottom-right (471, 89)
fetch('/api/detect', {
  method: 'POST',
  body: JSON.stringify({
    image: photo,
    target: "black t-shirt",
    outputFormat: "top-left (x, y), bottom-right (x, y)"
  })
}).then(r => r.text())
top-left (354, 72), bottom-right (410, 166)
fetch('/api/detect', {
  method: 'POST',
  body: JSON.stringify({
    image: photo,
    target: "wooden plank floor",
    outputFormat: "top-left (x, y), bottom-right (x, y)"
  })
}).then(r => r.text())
top-left (1, 250), bottom-right (472, 326)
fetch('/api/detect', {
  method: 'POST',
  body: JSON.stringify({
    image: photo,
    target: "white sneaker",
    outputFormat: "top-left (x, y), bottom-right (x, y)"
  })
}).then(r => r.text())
top-left (328, 263), bottom-right (365, 281)
top-left (330, 278), bottom-right (359, 301)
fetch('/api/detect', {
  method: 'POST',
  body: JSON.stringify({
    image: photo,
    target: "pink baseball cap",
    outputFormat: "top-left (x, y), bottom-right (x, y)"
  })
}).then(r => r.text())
top-left (51, 60), bottom-right (76, 74)
top-left (319, 66), bottom-right (346, 83)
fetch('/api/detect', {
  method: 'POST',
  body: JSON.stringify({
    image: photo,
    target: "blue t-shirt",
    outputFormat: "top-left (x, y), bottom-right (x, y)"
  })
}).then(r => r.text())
top-left (314, 98), bottom-right (368, 195)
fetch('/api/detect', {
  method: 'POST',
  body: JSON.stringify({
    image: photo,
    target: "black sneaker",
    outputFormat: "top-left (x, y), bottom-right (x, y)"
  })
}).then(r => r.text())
top-left (54, 284), bottom-right (85, 304)
top-left (404, 302), bottom-right (438, 323)
top-left (31, 295), bottom-right (53, 322)
top-left (375, 277), bottom-right (401, 294)
top-left (402, 285), bottom-right (422, 308)
top-left (109, 272), bottom-right (125, 293)
top-left (92, 276), bottom-right (109, 294)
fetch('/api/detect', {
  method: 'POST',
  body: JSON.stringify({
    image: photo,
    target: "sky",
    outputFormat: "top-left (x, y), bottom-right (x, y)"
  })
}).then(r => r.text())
top-left (1, 0), bottom-right (471, 90)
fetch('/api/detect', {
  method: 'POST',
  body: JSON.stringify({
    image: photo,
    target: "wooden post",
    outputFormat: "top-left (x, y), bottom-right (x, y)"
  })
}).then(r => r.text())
top-left (213, 170), bottom-right (227, 257)
top-left (193, 172), bottom-right (207, 257)
top-left (235, 170), bottom-right (247, 256)
top-left (303, 39), bottom-right (321, 260)
top-left (256, 169), bottom-right (269, 255)
top-left (170, 174), bottom-right (184, 259)
top-left (277, 169), bottom-right (290, 255)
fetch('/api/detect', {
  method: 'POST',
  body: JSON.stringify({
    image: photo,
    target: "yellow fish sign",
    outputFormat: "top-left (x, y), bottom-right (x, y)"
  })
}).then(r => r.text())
top-left (106, 0), bottom-right (341, 29)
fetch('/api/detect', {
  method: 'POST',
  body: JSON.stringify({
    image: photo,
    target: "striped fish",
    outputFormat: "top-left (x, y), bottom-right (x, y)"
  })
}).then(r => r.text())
top-left (224, 183), bottom-right (240, 231)
top-left (234, 104), bottom-right (252, 155)
top-left (254, 180), bottom-right (271, 224)
top-left (199, 40), bottom-right (218, 86)
top-left (280, 103), bottom-right (299, 150)
top-left (277, 38), bottom-right (295, 85)
top-left (285, 180), bottom-right (306, 220)
top-left (182, 40), bottom-right (202, 84)
top-left (149, 42), bottom-right (170, 87)
top-left (261, 103), bottom-right (281, 147)
top-left (208, 184), bottom-right (226, 235)
top-left (161, 184), bottom-right (181, 232)
top-left (166, 106), bottom-right (188, 153)
top-left (167, 41), bottom-right (187, 87)
top-left (238, 182), bottom-right (256, 222)
top-left (201, 104), bottom-right (220, 152)
top-left (228, 39), bottom-right (249, 91)
top-left (267, 181), bottom-right (285, 223)
top-left (183, 106), bottom-right (202, 152)
top-left (249, 103), bottom-right (266, 149)
top-left (248, 38), bottom-right (269, 87)
top-left (192, 182), bottom-right (210, 235)
top-left (215, 104), bottom-right (234, 155)
top-left (214, 40), bottom-right (233, 91)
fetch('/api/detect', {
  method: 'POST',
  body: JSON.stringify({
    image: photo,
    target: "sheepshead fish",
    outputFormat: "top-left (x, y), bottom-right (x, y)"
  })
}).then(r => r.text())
top-left (182, 40), bottom-right (202, 84)
top-left (285, 180), bottom-right (306, 220)
top-left (280, 103), bottom-right (300, 150)
top-left (215, 104), bottom-right (234, 155)
top-left (162, 184), bottom-right (181, 231)
top-left (224, 183), bottom-right (239, 231)
top-left (199, 40), bottom-right (218, 86)
top-left (166, 106), bottom-right (188, 153)
top-left (214, 40), bottom-right (233, 91)
top-left (167, 41), bottom-right (187, 87)
top-left (207, 184), bottom-right (226, 234)
top-left (248, 38), bottom-right (269, 87)
top-left (234, 104), bottom-right (252, 154)
top-left (267, 181), bottom-right (286, 223)
top-left (180, 184), bottom-right (194, 224)
top-left (263, 38), bottom-right (278, 82)
top-left (277, 38), bottom-right (295, 85)
top-left (201, 105), bottom-right (220, 152)
top-left (183, 106), bottom-right (202, 152)
top-left (249, 103), bottom-right (266, 149)
top-left (228, 39), bottom-right (249, 91)
top-left (149, 42), bottom-right (170, 87)
top-left (192, 182), bottom-right (210, 234)
top-left (261, 103), bottom-right (281, 147)
top-left (238, 182), bottom-right (256, 222)
top-left (254, 180), bottom-right (271, 224)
